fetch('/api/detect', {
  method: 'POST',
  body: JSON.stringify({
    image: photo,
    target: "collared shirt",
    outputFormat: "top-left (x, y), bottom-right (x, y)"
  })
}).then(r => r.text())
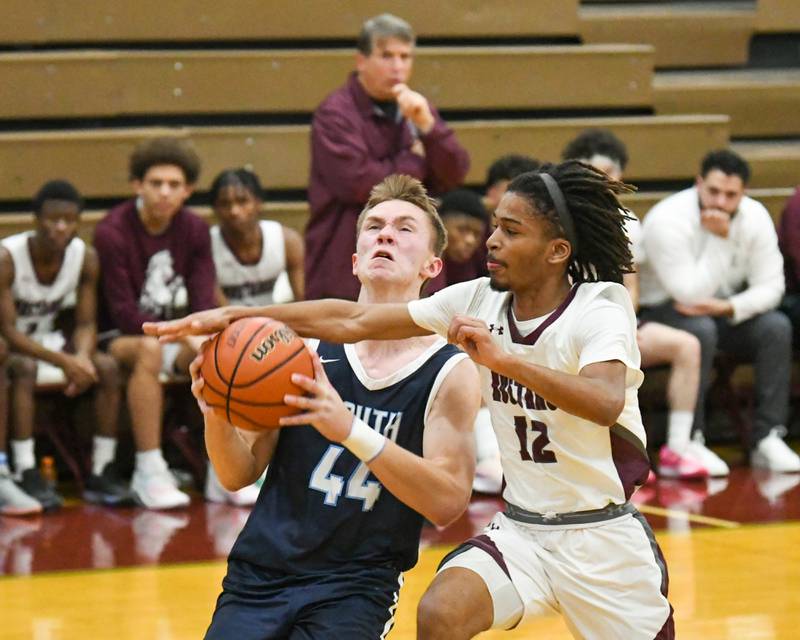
top-left (306, 72), bottom-right (470, 300)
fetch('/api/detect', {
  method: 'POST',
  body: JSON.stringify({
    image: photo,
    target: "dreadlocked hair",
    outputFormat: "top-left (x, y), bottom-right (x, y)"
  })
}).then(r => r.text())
top-left (506, 160), bottom-right (636, 284)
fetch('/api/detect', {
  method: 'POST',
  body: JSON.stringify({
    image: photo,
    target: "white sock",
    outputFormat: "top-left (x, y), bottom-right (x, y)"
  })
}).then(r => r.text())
top-left (11, 438), bottom-right (36, 477)
top-left (667, 411), bottom-right (694, 452)
top-left (135, 449), bottom-right (168, 475)
top-left (92, 436), bottom-right (117, 476)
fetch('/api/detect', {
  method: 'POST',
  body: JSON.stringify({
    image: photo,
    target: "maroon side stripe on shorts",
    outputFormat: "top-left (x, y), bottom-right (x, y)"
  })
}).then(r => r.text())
top-left (437, 534), bottom-right (511, 580)
top-left (631, 508), bottom-right (675, 639)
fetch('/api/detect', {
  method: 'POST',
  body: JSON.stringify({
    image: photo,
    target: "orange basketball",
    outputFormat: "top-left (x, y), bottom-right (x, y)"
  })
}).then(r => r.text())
top-left (200, 317), bottom-right (314, 431)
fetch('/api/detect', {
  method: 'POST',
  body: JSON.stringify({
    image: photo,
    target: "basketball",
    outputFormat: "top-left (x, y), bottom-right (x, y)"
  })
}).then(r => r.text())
top-left (200, 317), bottom-right (314, 431)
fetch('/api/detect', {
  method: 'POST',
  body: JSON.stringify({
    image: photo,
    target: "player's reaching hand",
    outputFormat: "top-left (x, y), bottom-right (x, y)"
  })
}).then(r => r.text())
top-left (448, 315), bottom-right (505, 371)
top-left (143, 306), bottom-right (247, 342)
top-left (188, 340), bottom-right (213, 415)
top-left (282, 351), bottom-right (353, 442)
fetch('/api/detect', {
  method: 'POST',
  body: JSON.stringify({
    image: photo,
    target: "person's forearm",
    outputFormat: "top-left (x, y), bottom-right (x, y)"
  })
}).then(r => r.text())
top-left (1, 326), bottom-right (67, 369)
top-left (204, 413), bottom-right (262, 490)
top-left (494, 355), bottom-right (624, 426)
top-left (367, 440), bottom-right (472, 527)
top-left (72, 324), bottom-right (96, 358)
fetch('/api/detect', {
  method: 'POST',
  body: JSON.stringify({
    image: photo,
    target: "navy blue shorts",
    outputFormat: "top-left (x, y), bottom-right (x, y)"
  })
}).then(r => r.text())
top-left (205, 562), bottom-right (402, 640)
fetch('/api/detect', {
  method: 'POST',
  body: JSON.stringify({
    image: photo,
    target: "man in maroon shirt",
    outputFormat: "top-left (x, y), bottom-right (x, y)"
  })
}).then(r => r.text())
top-left (94, 137), bottom-right (215, 510)
top-left (306, 13), bottom-right (470, 300)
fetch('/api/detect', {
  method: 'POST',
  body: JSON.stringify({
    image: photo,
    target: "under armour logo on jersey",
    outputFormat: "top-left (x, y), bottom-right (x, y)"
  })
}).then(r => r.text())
top-left (489, 324), bottom-right (504, 335)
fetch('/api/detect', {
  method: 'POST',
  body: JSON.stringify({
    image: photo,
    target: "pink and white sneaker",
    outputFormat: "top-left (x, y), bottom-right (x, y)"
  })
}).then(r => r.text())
top-left (658, 445), bottom-right (710, 480)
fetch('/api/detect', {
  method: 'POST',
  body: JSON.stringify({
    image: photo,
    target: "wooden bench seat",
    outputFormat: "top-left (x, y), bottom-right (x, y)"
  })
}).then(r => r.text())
top-left (0, 115), bottom-right (730, 200)
top-left (0, 0), bottom-right (579, 43)
top-left (654, 69), bottom-right (800, 137)
top-left (756, 0), bottom-right (800, 33)
top-left (0, 44), bottom-right (653, 119)
top-left (580, 2), bottom-right (754, 68)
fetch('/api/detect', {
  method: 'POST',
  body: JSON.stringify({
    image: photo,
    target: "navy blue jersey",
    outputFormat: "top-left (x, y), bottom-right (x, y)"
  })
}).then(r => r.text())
top-left (227, 338), bottom-right (465, 578)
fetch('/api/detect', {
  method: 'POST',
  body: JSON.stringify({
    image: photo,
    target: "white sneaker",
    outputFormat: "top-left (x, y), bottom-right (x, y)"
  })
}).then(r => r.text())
top-left (0, 470), bottom-right (42, 516)
top-left (751, 427), bottom-right (800, 473)
top-left (472, 455), bottom-right (503, 495)
top-left (204, 464), bottom-right (261, 507)
top-left (131, 468), bottom-right (191, 510)
top-left (686, 436), bottom-right (730, 477)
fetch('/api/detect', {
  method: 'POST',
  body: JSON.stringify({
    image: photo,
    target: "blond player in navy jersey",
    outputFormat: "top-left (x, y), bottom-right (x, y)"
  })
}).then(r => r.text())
top-left (146, 162), bottom-right (674, 639)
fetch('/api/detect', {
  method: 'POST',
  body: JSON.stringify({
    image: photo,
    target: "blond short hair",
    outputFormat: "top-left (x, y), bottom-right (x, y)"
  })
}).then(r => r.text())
top-left (356, 175), bottom-right (447, 257)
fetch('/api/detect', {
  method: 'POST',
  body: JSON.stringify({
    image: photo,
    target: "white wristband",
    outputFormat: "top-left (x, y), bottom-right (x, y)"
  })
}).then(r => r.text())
top-left (342, 417), bottom-right (386, 463)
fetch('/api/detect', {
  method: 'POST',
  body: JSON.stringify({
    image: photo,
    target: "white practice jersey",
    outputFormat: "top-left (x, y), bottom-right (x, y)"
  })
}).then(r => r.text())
top-left (211, 220), bottom-right (286, 306)
top-left (1, 231), bottom-right (85, 340)
top-left (408, 278), bottom-right (648, 516)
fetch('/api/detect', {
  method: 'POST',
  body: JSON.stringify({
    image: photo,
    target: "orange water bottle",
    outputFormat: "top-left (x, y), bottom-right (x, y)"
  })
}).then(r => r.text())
top-left (40, 456), bottom-right (57, 489)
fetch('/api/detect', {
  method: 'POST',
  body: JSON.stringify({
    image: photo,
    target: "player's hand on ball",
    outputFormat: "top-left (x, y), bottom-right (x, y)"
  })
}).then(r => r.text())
top-left (189, 340), bottom-right (213, 415)
top-left (448, 315), bottom-right (504, 370)
top-left (281, 351), bottom-right (353, 442)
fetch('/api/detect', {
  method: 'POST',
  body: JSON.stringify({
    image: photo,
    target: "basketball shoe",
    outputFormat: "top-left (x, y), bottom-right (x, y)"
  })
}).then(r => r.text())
top-left (131, 466), bottom-right (191, 510)
top-left (0, 468), bottom-right (42, 516)
top-left (16, 468), bottom-right (63, 510)
top-left (657, 446), bottom-right (709, 480)
top-left (83, 462), bottom-right (137, 507)
top-left (751, 427), bottom-right (800, 472)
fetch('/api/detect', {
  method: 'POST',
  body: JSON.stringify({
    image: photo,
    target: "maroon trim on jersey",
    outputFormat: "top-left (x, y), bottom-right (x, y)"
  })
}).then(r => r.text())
top-left (506, 284), bottom-right (580, 346)
top-left (609, 424), bottom-right (650, 501)
top-left (439, 533), bottom-right (511, 581)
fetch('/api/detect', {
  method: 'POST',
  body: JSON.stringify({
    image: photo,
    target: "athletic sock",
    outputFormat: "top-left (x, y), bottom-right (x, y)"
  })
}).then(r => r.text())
top-left (667, 411), bottom-right (693, 452)
top-left (92, 436), bottom-right (117, 476)
top-left (11, 438), bottom-right (36, 478)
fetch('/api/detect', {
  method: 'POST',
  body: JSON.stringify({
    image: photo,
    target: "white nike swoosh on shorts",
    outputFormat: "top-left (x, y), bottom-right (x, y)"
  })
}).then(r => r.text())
top-left (319, 358), bottom-right (339, 364)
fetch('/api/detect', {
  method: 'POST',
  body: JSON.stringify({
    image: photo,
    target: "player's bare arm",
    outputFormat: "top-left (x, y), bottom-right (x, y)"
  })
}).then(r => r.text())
top-left (64, 247), bottom-right (101, 396)
top-left (282, 225), bottom-right (305, 301)
top-left (190, 345), bottom-right (278, 490)
top-left (144, 299), bottom-right (429, 343)
top-left (449, 314), bottom-right (627, 427)
top-left (284, 352), bottom-right (479, 527)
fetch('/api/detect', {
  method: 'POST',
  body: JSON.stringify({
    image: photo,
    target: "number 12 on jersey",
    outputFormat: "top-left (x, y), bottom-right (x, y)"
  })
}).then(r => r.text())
top-left (309, 445), bottom-right (382, 511)
top-left (514, 416), bottom-right (557, 463)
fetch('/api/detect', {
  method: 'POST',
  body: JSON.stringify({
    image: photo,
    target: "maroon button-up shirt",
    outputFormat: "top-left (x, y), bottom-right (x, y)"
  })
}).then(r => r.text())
top-left (306, 72), bottom-right (470, 300)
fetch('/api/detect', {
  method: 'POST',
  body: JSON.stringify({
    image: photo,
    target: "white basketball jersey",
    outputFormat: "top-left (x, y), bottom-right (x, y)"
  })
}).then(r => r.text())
top-left (1, 231), bottom-right (85, 339)
top-left (409, 278), bottom-right (648, 515)
top-left (211, 220), bottom-right (286, 306)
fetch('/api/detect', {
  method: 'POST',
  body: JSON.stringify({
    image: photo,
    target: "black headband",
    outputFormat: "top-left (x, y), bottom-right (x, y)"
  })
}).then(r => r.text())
top-left (540, 173), bottom-right (578, 254)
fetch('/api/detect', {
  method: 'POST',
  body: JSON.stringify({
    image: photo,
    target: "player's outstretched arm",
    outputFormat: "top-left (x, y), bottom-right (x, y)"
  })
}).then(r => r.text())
top-left (284, 354), bottom-right (479, 527)
top-left (190, 346), bottom-right (278, 489)
top-left (143, 299), bottom-right (429, 344)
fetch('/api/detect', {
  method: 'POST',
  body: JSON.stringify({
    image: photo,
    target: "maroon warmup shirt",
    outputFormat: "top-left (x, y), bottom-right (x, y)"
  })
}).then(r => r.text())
top-left (94, 199), bottom-right (216, 336)
top-left (306, 72), bottom-right (470, 300)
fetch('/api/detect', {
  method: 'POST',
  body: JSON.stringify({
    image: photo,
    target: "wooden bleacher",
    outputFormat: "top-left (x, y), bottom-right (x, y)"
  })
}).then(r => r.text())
top-left (580, 2), bottom-right (754, 68)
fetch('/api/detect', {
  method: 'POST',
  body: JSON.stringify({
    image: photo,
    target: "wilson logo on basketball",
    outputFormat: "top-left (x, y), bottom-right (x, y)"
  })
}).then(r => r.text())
top-left (250, 326), bottom-right (297, 362)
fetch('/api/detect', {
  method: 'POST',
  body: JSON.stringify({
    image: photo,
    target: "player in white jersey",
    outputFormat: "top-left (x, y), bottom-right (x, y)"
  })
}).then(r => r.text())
top-left (0, 181), bottom-right (134, 511)
top-left (146, 161), bottom-right (674, 639)
top-left (209, 168), bottom-right (304, 307)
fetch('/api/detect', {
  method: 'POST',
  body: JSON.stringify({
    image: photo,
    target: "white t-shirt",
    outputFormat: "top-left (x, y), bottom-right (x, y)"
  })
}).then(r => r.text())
top-left (408, 278), bottom-right (648, 515)
top-left (638, 187), bottom-right (784, 323)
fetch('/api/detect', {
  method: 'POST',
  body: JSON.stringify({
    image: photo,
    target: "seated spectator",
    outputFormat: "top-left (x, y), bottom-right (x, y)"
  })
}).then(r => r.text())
top-left (209, 168), bottom-right (304, 307)
top-left (306, 13), bottom-right (469, 300)
top-left (426, 189), bottom-right (488, 292)
top-left (484, 154), bottom-right (541, 214)
top-left (563, 129), bottom-right (706, 479)
top-left (638, 149), bottom-right (800, 473)
top-left (0, 336), bottom-right (42, 515)
top-left (777, 186), bottom-right (800, 342)
top-left (0, 180), bottom-right (134, 510)
top-left (94, 137), bottom-right (217, 509)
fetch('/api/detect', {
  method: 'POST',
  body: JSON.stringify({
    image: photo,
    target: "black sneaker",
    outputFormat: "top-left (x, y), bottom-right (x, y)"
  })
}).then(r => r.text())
top-left (17, 468), bottom-right (64, 511)
top-left (83, 463), bottom-right (137, 507)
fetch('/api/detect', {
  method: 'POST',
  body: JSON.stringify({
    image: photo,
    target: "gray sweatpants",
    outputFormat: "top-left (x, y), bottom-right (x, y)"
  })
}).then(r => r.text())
top-left (638, 303), bottom-right (791, 446)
